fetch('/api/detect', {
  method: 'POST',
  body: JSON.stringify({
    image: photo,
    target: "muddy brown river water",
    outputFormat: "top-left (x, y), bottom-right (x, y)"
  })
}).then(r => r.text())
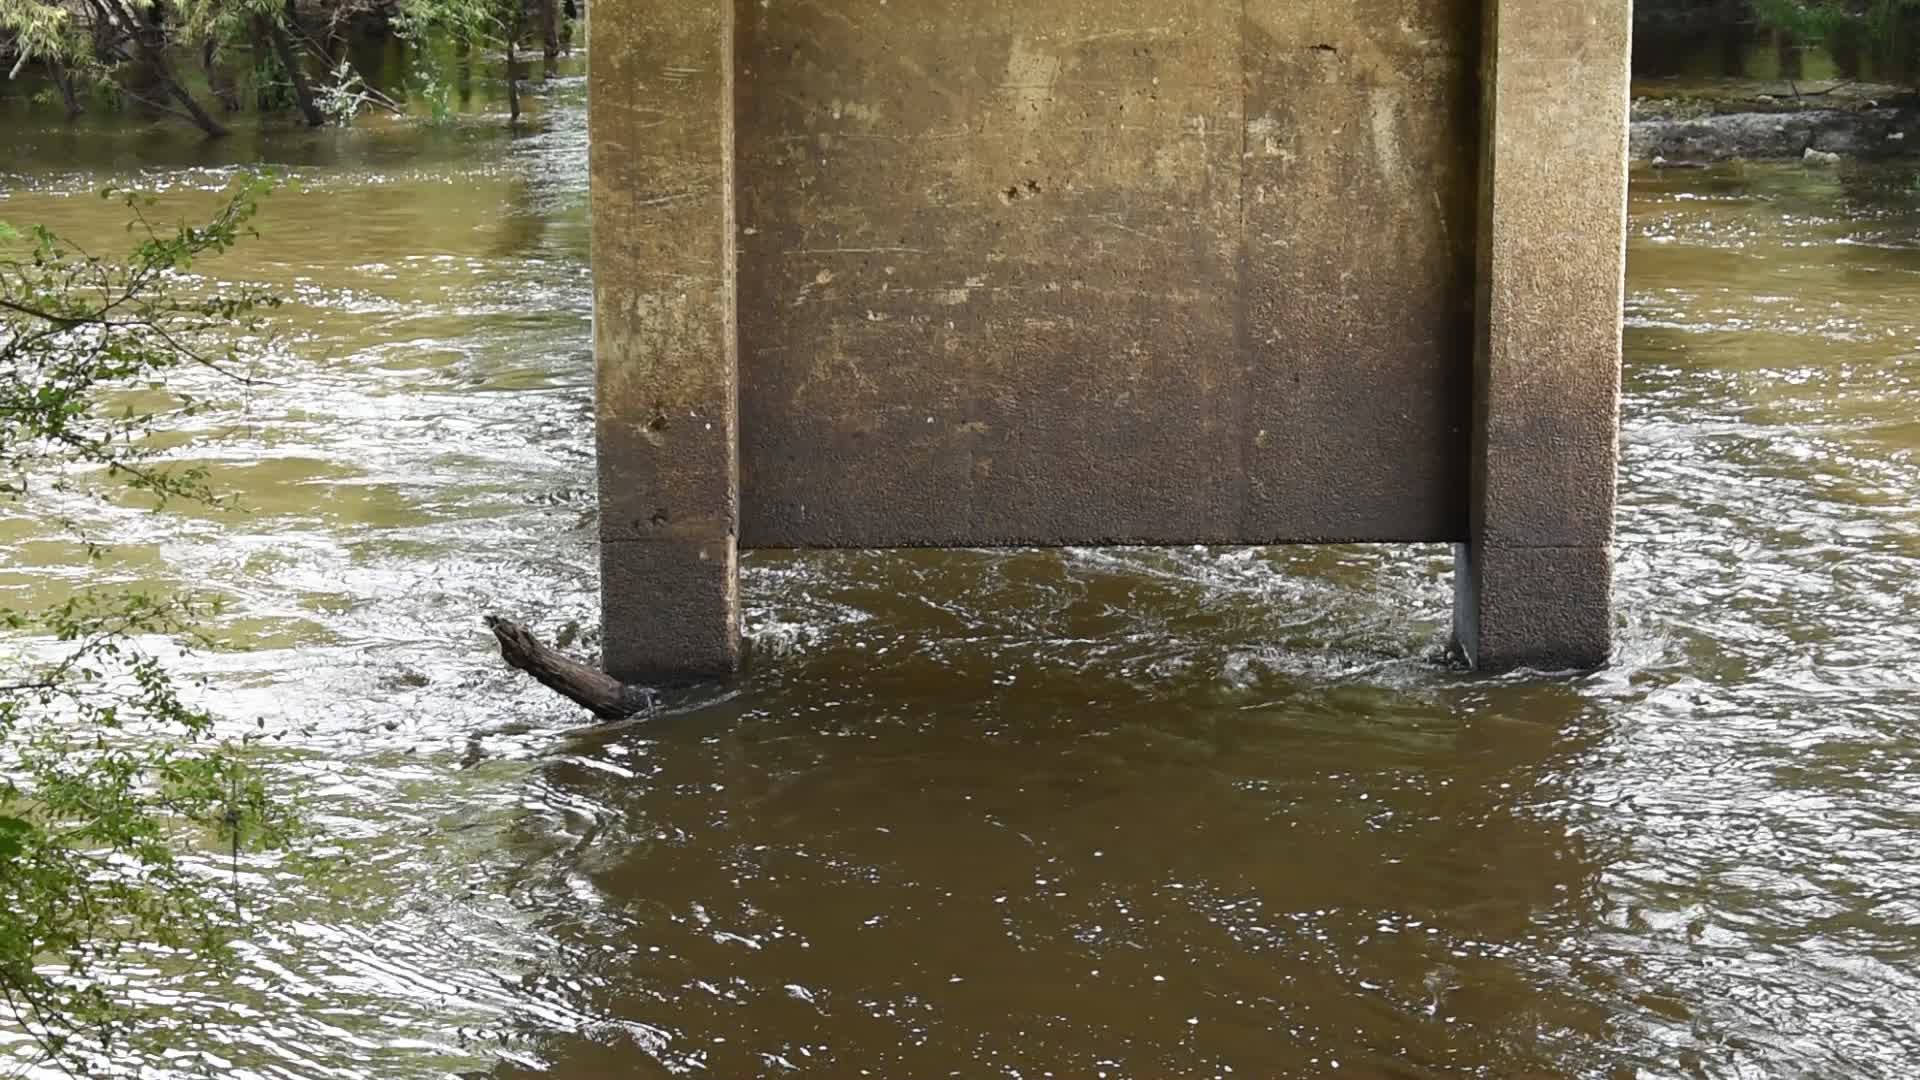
top-left (3, 72), bottom-right (1920, 1080)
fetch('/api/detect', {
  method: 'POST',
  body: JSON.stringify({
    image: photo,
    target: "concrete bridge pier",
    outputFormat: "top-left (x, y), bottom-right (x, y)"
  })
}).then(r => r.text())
top-left (590, 0), bottom-right (740, 682)
top-left (1456, 2), bottom-right (1630, 672)
top-left (588, 0), bottom-right (1630, 681)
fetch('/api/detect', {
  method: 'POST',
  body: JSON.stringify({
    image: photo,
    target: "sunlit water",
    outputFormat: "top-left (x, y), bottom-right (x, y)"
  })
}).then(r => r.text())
top-left (4, 78), bottom-right (1920, 1079)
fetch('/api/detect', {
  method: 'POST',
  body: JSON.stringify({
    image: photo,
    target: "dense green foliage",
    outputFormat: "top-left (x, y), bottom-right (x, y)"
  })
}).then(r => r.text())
top-left (1752, 0), bottom-right (1920, 79)
top-left (0, 0), bottom-right (567, 133)
top-left (1632, 0), bottom-right (1912, 36)
top-left (1752, 0), bottom-right (1920, 38)
top-left (0, 177), bottom-right (297, 1067)
top-left (1635, 0), bottom-right (1751, 27)
top-left (1634, 0), bottom-right (1919, 30)
top-left (1629, 0), bottom-right (1920, 85)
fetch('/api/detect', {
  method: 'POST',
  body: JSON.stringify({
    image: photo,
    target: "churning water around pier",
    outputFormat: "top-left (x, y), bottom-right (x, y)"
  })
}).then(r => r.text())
top-left (4, 78), bottom-right (1920, 1079)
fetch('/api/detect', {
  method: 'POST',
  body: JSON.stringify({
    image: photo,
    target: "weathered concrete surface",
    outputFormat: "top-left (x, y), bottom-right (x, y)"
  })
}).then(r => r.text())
top-left (1240, 0), bottom-right (1479, 540)
top-left (590, 0), bottom-right (740, 679)
top-left (1456, 0), bottom-right (1630, 671)
top-left (1454, 543), bottom-right (1612, 671)
top-left (734, 0), bottom-right (1243, 546)
top-left (732, 0), bottom-right (1477, 547)
top-left (601, 539), bottom-right (738, 680)
top-left (591, 0), bottom-right (1631, 676)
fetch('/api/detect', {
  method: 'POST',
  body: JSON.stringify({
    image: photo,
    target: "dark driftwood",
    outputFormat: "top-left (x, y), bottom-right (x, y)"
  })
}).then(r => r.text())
top-left (486, 615), bottom-right (655, 720)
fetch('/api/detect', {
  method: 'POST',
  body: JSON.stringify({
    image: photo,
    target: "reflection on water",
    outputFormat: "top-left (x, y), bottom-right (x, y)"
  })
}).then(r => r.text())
top-left (4, 79), bottom-right (1920, 1078)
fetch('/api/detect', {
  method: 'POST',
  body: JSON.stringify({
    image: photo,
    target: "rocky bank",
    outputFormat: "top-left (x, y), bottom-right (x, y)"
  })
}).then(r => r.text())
top-left (1629, 82), bottom-right (1920, 164)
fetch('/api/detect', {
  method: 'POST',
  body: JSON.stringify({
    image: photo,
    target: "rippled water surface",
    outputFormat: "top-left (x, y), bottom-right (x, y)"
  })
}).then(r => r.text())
top-left (4, 82), bottom-right (1920, 1079)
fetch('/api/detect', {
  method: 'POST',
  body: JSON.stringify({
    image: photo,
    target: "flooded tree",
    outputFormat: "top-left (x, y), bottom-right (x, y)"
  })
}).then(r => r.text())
top-left (0, 0), bottom-right (568, 132)
top-left (3, 0), bottom-right (250, 134)
top-left (259, 0), bottom-right (327, 125)
top-left (397, 0), bottom-right (540, 124)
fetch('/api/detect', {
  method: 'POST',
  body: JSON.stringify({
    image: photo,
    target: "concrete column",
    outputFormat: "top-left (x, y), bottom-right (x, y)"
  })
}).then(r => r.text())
top-left (1454, 0), bottom-right (1630, 671)
top-left (589, 0), bottom-right (740, 680)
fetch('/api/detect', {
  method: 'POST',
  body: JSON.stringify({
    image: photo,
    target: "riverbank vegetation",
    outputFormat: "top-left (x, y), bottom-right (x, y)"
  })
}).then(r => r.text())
top-left (1625, 1), bottom-right (1920, 163)
top-left (1752, 0), bottom-right (1920, 80)
top-left (0, 176), bottom-right (298, 1066)
top-left (0, 0), bottom-right (573, 135)
top-left (3, 1), bottom-right (1915, 140)
top-left (1639, 0), bottom-right (1920, 82)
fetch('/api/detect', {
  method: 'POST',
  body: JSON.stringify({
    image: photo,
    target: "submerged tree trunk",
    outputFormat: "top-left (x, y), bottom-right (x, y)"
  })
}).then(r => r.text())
top-left (486, 616), bottom-right (657, 720)
top-left (263, 14), bottom-right (324, 127)
top-left (48, 58), bottom-right (84, 120)
top-left (107, 0), bottom-right (229, 136)
top-left (87, 0), bottom-right (123, 65)
top-left (455, 39), bottom-right (474, 108)
top-left (167, 73), bottom-right (229, 137)
top-left (505, 34), bottom-right (522, 125)
top-left (248, 19), bottom-right (273, 110)
top-left (203, 38), bottom-right (242, 112)
top-left (541, 0), bottom-right (560, 79)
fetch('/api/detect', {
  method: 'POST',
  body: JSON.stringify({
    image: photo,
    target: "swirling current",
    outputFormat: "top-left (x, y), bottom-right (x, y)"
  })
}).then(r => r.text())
top-left (3, 72), bottom-right (1920, 1079)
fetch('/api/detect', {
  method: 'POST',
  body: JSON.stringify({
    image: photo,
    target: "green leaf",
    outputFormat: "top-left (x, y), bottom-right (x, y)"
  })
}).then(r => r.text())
top-left (0, 814), bottom-right (36, 862)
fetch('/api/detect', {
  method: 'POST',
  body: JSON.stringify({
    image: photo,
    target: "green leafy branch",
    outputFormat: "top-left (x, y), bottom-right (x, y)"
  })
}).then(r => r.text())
top-left (0, 175), bottom-right (299, 1070)
top-left (1, 174), bottom-right (281, 509)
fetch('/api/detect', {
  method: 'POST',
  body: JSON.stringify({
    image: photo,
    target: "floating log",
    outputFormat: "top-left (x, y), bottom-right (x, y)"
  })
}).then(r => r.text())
top-left (485, 615), bottom-right (656, 720)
